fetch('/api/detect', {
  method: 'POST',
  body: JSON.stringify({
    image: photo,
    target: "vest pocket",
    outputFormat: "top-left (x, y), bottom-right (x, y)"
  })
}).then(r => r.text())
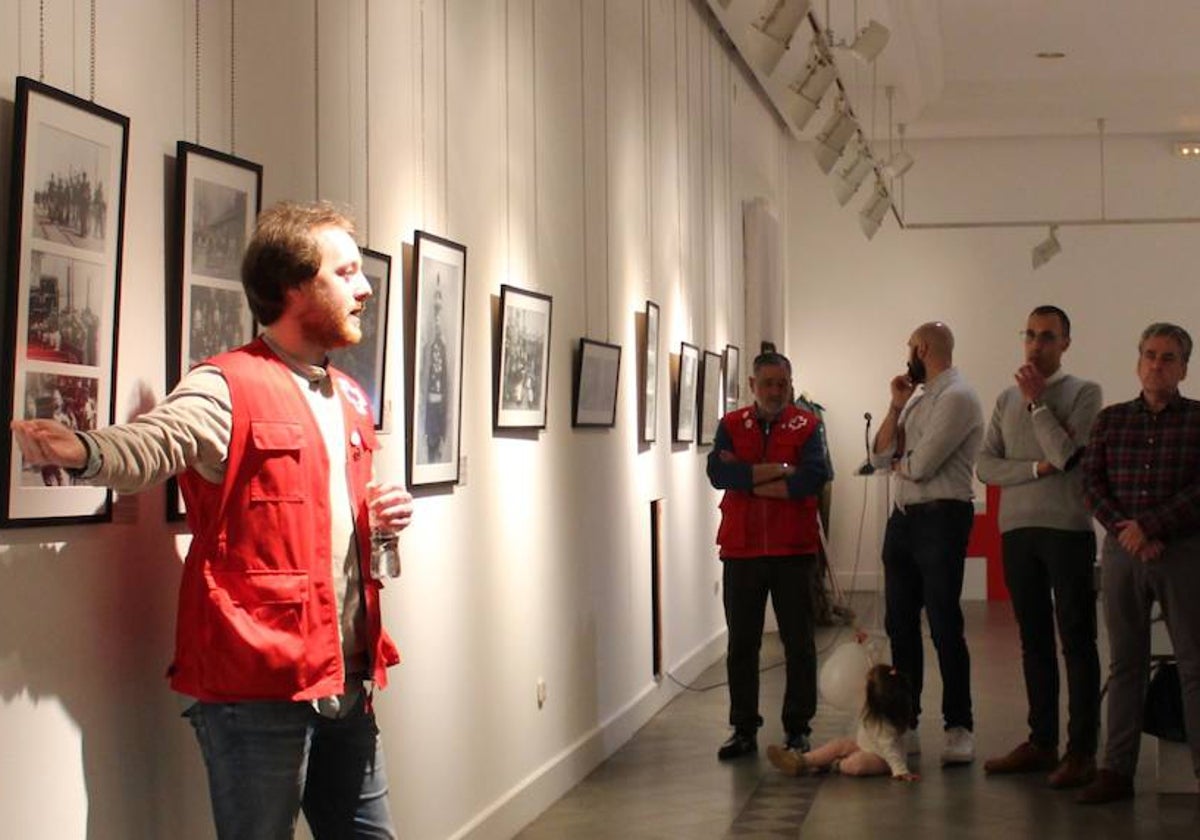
top-left (202, 570), bottom-right (311, 693)
top-left (248, 420), bottom-right (305, 502)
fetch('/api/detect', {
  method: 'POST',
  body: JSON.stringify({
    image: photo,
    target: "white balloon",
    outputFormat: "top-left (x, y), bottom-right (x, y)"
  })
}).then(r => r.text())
top-left (819, 640), bottom-right (871, 711)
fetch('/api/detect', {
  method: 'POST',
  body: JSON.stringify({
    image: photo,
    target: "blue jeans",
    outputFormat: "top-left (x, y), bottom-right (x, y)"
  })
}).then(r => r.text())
top-left (186, 693), bottom-right (396, 840)
top-left (882, 500), bottom-right (975, 731)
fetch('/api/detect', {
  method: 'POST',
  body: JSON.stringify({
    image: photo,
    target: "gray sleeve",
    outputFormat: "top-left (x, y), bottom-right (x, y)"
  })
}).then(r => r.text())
top-left (976, 392), bottom-right (1037, 486)
top-left (903, 388), bottom-right (982, 482)
top-left (1031, 381), bottom-right (1102, 470)
top-left (83, 366), bottom-right (231, 494)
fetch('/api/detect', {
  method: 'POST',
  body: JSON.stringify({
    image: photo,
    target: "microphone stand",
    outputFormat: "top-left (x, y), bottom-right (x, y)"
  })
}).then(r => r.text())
top-left (856, 412), bottom-right (876, 475)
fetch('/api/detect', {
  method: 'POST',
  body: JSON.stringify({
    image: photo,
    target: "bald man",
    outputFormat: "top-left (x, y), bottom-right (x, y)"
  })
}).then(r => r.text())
top-left (870, 322), bottom-right (984, 766)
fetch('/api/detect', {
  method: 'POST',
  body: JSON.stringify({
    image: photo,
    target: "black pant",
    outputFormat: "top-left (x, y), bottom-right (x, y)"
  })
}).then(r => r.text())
top-left (1002, 527), bottom-right (1099, 756)
top-left (722, 555), bottom-right (817, 737)
top-left (883, 501), bottom-right (975, 731)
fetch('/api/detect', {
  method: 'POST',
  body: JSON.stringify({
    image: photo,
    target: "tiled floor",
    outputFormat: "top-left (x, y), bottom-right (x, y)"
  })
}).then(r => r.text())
top-left (516, 597), bottom-right (1199, 839)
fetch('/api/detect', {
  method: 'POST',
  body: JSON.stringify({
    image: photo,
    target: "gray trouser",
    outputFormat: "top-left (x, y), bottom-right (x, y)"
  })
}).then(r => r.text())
top-left (1100, 533), bottom-right (1200, 778)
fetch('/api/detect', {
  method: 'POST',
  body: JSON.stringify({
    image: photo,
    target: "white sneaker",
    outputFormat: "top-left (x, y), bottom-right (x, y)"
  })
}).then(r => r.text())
top-left (941, 727), bottom-right (975, 765)
top-left (903, 728), bottom-right (921, 755)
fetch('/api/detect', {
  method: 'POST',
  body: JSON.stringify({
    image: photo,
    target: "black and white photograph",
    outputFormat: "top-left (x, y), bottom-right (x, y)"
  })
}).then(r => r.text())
top-left (723, 343), bottom-right (740, 412)
top-left (409, 231), bottom-right (467, 487)
top-left (2, 77), bottom-right (128, 527)
top-left (496, 284), bottom-right (553, 430)
top-left (699, 349), bottom-right (724, 446)
top-left (191, 178), bottom-right (249, 280)
top-left (166, 142), bottom-right (262, 520)
top-left (26, 251), bottom-right (103, 366)
top-left (329, 248), bottom-right (391, 430)
top-left (31, 123), bottom-right (111, 255)
top-left (573, 338), bottom-right (621, 428)
top-left (18, 373), bottom-right (100, 488)
top-left (642, 300), bottom-right (660, 442)
top-left (674, 341), bottom-right (699, 443)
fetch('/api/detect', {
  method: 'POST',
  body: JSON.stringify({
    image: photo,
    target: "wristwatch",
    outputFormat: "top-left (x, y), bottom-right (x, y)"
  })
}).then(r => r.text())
top-left (1026, 400), bottom-right (1043, 414)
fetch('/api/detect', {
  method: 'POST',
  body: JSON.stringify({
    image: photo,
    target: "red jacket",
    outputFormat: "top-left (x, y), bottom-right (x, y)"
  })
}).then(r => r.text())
top-left (715, 404), bottom-right (822, 558)
top-left (169, 339), bottom-right (399, 701)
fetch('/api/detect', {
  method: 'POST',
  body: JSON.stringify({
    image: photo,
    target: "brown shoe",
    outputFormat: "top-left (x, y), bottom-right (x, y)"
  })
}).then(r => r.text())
top-left (767, 744), bottom-right (809, 777)
top-left (1048, 753), bottom-right (1097, 789)
top-left (1076, 769), bottom-right (1134, 804)
top-left (983, 741), bottom-right (1058, 775)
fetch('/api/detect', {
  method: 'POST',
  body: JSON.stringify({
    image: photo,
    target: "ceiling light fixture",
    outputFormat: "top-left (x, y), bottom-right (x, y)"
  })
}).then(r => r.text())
top-left (846, 20), bottom-right (890, 63)
top-left (752, 0), bottom-right (812, 46)
top-left (813, 103), bottom-right (859, 174)
top-left (833, 141), bottom-right (874, 206)
top-left (1031, 225), bottom-right (1061, 269)
top-left (787, 39), bottom-right (837, 129)
top-left (1173, 141), bottom-right (1200, 158)
top-left (859, 179), bottom-right (892, 240)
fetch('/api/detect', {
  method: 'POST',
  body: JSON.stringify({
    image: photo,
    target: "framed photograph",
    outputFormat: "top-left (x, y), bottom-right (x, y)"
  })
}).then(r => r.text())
top-left (496, 284), bottom-right (553, 430)
top-left (329, 248), bottom-right (391, 430)
top-left (698, 350), bottom-right (724, 445)
top-left (674, 341), bottom-right (699, 443)
top-left (723, 343), bottom-right (740, 412)
top-left (573, 338), bottom-right (621, 427)
top-left (641, 300), bottom-right (659, 442)
top-left (1, 77), bottom-right (128, 526)
top-left (166, 142), bottom-right (262, 519)
top-left (409, 231), bottom-right (467, 487)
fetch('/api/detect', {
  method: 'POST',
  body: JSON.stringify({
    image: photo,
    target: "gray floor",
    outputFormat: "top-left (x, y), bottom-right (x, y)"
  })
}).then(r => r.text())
top-left (516, 597), bottom-right (1199, 839)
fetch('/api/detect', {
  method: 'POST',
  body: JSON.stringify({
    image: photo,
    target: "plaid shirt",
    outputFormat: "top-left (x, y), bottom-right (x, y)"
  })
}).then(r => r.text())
top-left (1082, 392), bottom-right (1200, 540)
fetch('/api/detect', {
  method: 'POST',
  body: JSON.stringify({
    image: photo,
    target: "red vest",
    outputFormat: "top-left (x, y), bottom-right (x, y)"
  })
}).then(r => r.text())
top-left (169, 339), bottom-right (400, 701)
top-left (716, 403), bottom-right (821, 558)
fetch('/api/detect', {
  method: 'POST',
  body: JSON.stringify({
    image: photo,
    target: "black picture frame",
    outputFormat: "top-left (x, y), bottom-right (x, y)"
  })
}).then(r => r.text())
top-left (166, 141), bottom-right (262, 520)
top-left (723, 343), bottom-right (740, 412)
top-left (496, 284), bottom-right (553, 430)
top-left (698, 349), bottom-right (724, 446)
top-left (328, 247), bottom-right (391, 431)
top-left (408, 230), bottom-right (467, 486)
top-left (673, 341), bottom-right (699, 443)
top-left (641, 300), bottom-right (659, 443)
top-left (573, 338), bottom-right (621, 428)
top-left (1, 77), bottom-right (129, 527)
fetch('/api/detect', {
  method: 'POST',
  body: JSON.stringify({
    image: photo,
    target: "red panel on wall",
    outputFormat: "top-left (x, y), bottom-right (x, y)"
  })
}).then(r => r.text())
top-left (967, 484), bottom-right (1009, 601)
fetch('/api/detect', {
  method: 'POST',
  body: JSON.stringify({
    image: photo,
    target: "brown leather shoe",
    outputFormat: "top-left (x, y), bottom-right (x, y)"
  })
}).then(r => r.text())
top-left (1048, 753), bottom-right (1097, 789)
top-left (1076, 769), bottom-right (1134, 804)
top-left (983, 741), bottom-right (1058, 775)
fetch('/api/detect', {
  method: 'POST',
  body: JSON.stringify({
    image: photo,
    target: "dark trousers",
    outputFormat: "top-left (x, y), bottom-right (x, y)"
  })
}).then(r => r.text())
top-left (883, 501), bottom-right (975, 731)
top-left (1002, 527), bottom-right (1099, 756)
top-left (723, 555), bottom-right (818, 737)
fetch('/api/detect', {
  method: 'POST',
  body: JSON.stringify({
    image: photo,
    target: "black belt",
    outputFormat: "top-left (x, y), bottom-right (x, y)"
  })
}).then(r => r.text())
top-left (900, 499), bottom-right (973, 515)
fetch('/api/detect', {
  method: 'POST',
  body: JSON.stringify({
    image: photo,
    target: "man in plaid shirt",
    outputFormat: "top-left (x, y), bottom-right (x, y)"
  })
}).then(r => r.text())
top-left (1080, 322), bottom-right (1200, 803)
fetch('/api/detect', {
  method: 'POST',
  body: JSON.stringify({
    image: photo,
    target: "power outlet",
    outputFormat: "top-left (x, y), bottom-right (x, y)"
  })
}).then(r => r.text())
top-left (536, 677), bottom-right (547, 709)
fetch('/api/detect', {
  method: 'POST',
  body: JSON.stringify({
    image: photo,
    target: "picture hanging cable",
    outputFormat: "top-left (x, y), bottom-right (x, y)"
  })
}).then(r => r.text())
top-left (314, 0), bottom-right (321, 199)
top-left (89, 0), bottom-right (96, 100)
top-left (364, 0), bottom-right (371, 244)
top-left (38, 0), bottom-right (45, 81)
top-left (230, 0), bottom-right (238, 154)
top-left (578, 0), bottom-right (588, 337)
top-left (194, 0), bottom-right (201, 144)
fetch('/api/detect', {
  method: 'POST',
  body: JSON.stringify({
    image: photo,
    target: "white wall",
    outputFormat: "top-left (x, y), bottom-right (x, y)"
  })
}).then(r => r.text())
top-left (787, 132), bottom-right (1200, 593)
top-left (0, 2), bottom-right (791, 839)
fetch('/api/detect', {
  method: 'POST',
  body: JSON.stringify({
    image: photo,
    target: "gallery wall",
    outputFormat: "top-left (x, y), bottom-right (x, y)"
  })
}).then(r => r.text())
top-left (0, 1), bottom-right (790, 839)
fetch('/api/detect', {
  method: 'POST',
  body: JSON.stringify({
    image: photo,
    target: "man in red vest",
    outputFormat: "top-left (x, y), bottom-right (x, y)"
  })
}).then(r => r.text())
top-left (12, 201), bottom-right (413, 838)
top-left (706, 351), bottom-right (830, 761)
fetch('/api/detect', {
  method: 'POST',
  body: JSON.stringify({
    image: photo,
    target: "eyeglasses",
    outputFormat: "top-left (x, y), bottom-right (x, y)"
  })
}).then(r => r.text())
top-left (1021, 330), bottom-right (1062, 345)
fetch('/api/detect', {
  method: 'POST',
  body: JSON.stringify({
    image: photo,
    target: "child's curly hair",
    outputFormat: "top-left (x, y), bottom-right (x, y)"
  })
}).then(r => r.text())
top-left (863, 664), bottom-right (914, 733)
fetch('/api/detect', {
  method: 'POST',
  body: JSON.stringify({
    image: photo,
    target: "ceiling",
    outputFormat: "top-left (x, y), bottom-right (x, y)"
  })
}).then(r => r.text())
top-left (790, 0), bottom-right (1200, 140)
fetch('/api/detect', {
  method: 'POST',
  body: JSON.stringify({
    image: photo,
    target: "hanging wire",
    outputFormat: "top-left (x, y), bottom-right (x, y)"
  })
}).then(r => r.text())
top-left (364, 0), bottom-right (371, 244)
top-left (230, 0), bottom-right (238, 154)
top-left (38, 0), bottom-right (45, 81)
top-left (1098, 117), bottom-right (1107, 221)
top-left (578, 0), bottom-right (589, 337)
top-left (194, 0), bottom-right (201, 143)
top-left (88, 0), bottom-right (96, 100)
top-left (314, 0), bottom-right (321, 199)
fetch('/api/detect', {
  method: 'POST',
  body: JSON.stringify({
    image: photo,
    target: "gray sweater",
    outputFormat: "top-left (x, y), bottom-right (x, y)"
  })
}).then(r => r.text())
top-left (976, 372), bottom-right (1102, 533)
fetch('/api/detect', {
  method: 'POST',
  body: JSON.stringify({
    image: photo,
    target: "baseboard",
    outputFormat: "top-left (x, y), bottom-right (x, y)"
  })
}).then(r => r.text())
top-left (447, 628), bottom-right (728, 840)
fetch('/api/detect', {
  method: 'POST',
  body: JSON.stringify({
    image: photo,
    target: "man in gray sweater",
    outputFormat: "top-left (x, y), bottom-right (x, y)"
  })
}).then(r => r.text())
top-left (977, 305), bottom-right (1102, 789)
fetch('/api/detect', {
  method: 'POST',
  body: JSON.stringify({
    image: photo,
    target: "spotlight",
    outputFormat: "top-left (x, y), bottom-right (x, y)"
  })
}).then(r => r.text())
top-left (753, 0), bottom-right (812, 46)
top-left (833, 143), bottom-right (874, 206)
top-left (788, 42), bottom-right (837, 130)
top-left (813, 106), bottom-right (858, 174)
top-left (1031, 226), bottom-right (1061, 269)
top-left (847, 20), bottom-right (890, 63)
top-left (859, 180), bottom-right (891, 240)
top-left (882, 150), bottom-right (914, 179)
